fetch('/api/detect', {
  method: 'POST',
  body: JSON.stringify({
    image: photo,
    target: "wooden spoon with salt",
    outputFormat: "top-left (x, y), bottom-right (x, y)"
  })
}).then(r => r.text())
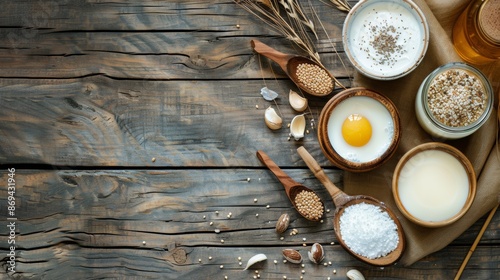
top-left (297, 146), bottom-right (405, 266)
top-left (257, 150), bottom-right (324, 222)
top-left (250, 39), bottom-right (335, 97)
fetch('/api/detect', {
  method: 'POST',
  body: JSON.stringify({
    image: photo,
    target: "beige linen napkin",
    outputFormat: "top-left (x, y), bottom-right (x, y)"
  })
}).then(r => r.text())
top-left (346, 0), bottom-right (500, 266)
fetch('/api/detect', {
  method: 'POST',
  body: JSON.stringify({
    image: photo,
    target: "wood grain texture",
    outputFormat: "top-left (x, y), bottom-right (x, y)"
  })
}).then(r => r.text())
top-left (0, 0), bottom-right (498, 279)
top-left (0, 170), bottom-right (498, 279)
top-left (0, 77), bottom-right (346, 166)
top-left (0, 0), bottom-right (353, 80)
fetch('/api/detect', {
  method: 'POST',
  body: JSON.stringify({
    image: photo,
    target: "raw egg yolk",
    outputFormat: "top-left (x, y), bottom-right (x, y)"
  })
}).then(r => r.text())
top-left (341, 114), bottom-right (372, 147)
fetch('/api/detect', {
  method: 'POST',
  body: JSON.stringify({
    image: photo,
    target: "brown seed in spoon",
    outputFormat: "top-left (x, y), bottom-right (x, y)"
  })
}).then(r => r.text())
top-left (294, 190), bottom-right (324, 221)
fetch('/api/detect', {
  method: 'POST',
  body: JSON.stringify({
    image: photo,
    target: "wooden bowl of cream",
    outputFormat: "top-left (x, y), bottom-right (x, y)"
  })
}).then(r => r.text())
top-left (392, 142), bottom-right (476, 228)
top-left (317, 87), bottom-right (401, 172)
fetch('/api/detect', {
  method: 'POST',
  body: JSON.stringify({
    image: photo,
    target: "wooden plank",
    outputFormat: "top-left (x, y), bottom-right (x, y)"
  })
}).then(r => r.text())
top-left (0, 77), bottom-right (347, 166)
top-left (0, 169), bottom-right (498, 279)
top-left (0, 0), bottom-right (354, 79)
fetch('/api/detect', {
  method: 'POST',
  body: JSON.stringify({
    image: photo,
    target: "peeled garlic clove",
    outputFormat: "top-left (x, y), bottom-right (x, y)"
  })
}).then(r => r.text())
top-left (289, 90), bottom-right (308, 112)
top-left (243, 253), bottom-right (267, 270)
top-left (290, 114), bottom-right (306, 140)
top-left (347, 269), bottom-right (365, 280)
top-left (308, 243), bottom-right (324, 264)
top-left (265, 106), bottom-right (283, 130)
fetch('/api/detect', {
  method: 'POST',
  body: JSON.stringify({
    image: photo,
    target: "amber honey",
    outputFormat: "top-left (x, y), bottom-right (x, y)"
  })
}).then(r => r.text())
top-left (453, 0), bottom-right (500, 64)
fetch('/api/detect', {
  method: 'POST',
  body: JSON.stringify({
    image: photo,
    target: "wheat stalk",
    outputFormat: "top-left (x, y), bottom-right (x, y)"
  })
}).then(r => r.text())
top-left (235, 0), bottom-right (320, 64)
top-left (326, 0), bottom-right (351, 12)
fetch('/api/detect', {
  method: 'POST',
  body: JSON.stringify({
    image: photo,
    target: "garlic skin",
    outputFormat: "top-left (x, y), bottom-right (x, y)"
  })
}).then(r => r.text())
top-left (290, 114), bottom-right (306, 140)
top-left (347, 269), bottom-right (365, 280)
top-left (243, 253), bottom-right (267, 270)
top-left (265, 107), bottom-right (283, 130)
top-left (308, 243), bottom-right (324, 264)
top-left (289, 90), bottom-right (308, 112)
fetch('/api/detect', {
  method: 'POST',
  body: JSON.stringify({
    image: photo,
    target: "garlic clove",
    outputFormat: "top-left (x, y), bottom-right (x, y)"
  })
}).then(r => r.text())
top-left (243, 253), bottom-right (268, 270)
top-left (347, 269), bottom-right (365, 280)
top-left (290, 114), bottom-right (306, 140)
top-left (308, 243), bottom-right (324, 264)
top-left (289, 90), bottom-right (308, 112)
top-left (265, 106), bottom-right (283, 130)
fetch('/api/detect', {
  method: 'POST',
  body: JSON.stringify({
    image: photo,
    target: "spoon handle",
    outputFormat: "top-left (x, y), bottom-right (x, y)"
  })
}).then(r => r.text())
top-left (296, 147), bottom-right (344, 203)
top-left (250, 40), bottom-right (290, 72)
top-left (256, 150), bottom-right (299, 196)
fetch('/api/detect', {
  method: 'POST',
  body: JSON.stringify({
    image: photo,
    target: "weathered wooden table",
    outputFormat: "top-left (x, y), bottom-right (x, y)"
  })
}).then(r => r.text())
top-left (0, 1), bottom-right (498, 279)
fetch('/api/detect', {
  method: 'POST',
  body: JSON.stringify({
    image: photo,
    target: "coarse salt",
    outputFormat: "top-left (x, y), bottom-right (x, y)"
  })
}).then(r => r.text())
top-left (339, 202), bottom-right (399, 259)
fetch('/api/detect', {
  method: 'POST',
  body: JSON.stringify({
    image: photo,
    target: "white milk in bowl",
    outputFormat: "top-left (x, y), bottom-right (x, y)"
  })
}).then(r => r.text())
top-left (343, 0), bottom-right (429, 80)
top-left (396, 148), bottom-right (472, 225)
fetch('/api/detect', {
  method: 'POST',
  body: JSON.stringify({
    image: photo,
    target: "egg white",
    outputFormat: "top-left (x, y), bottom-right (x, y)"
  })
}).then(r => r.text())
top-left (327, 96), bottom-right (394, 163)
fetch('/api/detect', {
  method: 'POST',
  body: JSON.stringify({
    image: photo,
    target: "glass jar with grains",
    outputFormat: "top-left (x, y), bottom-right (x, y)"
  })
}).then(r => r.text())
top-left (415, 62), bottom-right (493, 140)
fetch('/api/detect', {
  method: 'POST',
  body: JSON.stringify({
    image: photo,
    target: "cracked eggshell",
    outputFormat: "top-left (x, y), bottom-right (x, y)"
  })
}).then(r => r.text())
top-left (289, 90), bottom-right (308, 112)
top-left (290, 114), bottom-right (306, 140)
top-left (265, 106), bottom-right (283, 130)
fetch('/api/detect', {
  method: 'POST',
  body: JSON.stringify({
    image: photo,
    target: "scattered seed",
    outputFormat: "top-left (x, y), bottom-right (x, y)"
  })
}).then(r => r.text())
top-left (254, 198), bottom-right (258, 203)
top-left (215, 211), bottom-right (219, 215)
top-left (151, 157), bottom-right (156, 162)
top-left (301, 264), bottom-right (305, 268)
top-left (209, 222), bottom-right (214, 226)
top-left (220, 239), bottom-right (224, 243)
top-left (301, 270), bottom-right (305, 274)
top-left (220, 265), bottom-right (224, 269)
top-left (256, 105), bottom-right (259, 109)
top-left (266, 205), bottom-right (270, 209)
top-left (326, 209), bottom-right (331, 213)
top-left (142, 241), bottom-right (146, 245)
top-left (283, 260), bottom-right (287, 263)
top-left (236, 24), bottom-right (240, 28)
top-left (247, 178), bottom-right (251, 182)
top-left (203, 215), bottom-right (206, 219)
top-left (333, 269), bottom-right (337, 274)
top-left (215, 229), bottom-right (220, 233)
top-left (238, 257), bottom-right (242, 261)
top-left (274, 260), bottom-right (278, 264)
top-left (239, 262), bottom-right (242, 266)
top-left (209, 256), bottom-right (213, 260)
top-left (198, 259), bottom-right (202, 263)
top-left (255, 213), bottom-right (259, 217)
top-left (280, 236), bottom-right (284, 240)
top-left (302, 237), bottom-right (307, 242)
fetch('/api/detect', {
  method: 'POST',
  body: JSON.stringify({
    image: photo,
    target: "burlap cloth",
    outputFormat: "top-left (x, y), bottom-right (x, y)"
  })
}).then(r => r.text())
top-left (346, 0), bottom-right (500, 266)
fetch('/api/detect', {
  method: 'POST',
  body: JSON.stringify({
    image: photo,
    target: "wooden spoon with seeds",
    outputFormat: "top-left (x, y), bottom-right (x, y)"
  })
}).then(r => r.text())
top-left (297, 146), bottom-right (405, 266)
top-left (256, 150), bottom-right (324, 221)
top-left (250, 39), bottom-right (335, 97)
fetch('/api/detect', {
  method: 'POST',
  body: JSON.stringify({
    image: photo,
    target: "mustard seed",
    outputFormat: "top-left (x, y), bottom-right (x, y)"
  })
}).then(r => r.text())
top-left (295, 63), bottom-right (334, 95)
top-left (294, 190), bottom-right (324, 220)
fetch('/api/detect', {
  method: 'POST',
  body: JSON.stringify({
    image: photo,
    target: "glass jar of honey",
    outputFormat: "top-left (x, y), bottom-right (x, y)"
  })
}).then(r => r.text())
top-left (453, 0), bottom-right (500, 65)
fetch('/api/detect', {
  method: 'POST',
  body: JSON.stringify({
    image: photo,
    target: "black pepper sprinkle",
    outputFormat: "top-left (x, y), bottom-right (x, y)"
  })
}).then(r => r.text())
top-left (363, 20), bottom-right (407, 66)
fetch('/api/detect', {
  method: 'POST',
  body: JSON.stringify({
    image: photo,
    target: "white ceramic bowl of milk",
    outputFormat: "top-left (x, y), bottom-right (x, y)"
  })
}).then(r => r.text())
top-left (342, 0), bottom-right (429, 80)
top-left (392, 142), bottom-right (476, 228)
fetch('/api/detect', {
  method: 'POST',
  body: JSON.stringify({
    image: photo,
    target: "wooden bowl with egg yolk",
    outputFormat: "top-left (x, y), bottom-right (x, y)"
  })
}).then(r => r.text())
top-left (317, 87), bottom-right (401, 172)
